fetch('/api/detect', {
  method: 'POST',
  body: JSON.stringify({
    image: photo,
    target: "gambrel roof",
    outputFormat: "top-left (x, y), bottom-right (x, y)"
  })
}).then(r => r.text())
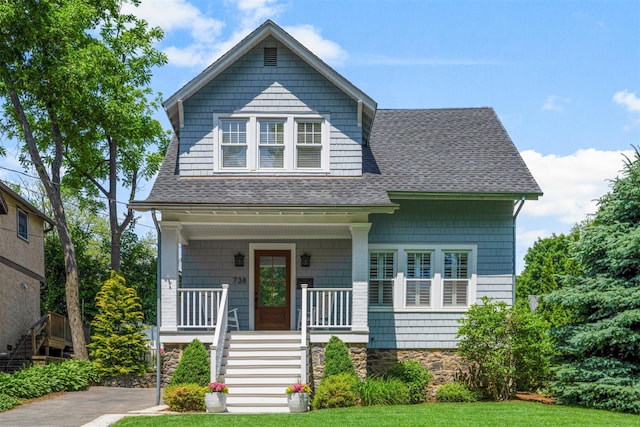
top-left (133, 107), bottom-right (541, 210)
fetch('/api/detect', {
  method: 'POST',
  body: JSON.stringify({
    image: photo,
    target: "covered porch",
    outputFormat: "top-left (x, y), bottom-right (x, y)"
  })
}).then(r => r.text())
top-left (155, 206), bottom-right (394, 344)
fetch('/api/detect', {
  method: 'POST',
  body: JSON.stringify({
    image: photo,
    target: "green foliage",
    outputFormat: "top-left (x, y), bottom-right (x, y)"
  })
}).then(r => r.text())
top-left (89, 272), bottom-right (149, 379)
top-left (435, 382), bottom-right (480, 402)
top-left (385, 360), bottom-right (432, 404)
top-left (0, 393), bottom-right (21, 412)
top-left (312, 373), bottom-right (359, 410)
top-left (457, 297), bottom-right (553, 400)
top-left (357, 377), bottom-right (410, 406)
top-left (170, 339), bottom-right (210, 387)
top-left (546, 149), bottom-right (640, 414)
top-left (0, 360), bottom-right (97, 403)
top-left (323, 336), bottom-right (356, 379)
top-left (43, 198), bottom-right (157, 325)
top-left (516, 232), bottom-right (581, 327)
top-left (162, 384), bottom-right (207, 412)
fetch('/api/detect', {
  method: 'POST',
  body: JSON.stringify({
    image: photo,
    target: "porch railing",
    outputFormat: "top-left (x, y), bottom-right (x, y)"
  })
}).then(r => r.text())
top-left (304, 287), bottom-right (353, 329)
top-left (177, 288), bottom-right (223, 328)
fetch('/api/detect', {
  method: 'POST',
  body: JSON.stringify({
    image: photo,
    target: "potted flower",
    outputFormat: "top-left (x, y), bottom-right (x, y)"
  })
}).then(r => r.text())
top-left (205, 381), bottom-right (228, 413)
top-left (285, 382), bottom-right (311, 413)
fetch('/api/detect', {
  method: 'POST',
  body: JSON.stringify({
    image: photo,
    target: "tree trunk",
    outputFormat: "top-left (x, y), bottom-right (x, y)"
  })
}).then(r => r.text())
top-left (9, 89), bottom-right (88, 359)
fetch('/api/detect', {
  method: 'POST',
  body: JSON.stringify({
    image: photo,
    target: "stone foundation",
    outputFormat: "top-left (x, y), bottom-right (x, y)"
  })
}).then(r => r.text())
top-left (161, 345), bottom-right (184, 387)
top-left (310, 343), bottom-right (367, 390)
top-left (101, 373), bottom-right (157, 388)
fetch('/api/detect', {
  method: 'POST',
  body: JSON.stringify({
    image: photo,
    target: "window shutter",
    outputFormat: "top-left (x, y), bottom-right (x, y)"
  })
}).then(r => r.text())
top-left (297, 147), bottom-right (321, 168)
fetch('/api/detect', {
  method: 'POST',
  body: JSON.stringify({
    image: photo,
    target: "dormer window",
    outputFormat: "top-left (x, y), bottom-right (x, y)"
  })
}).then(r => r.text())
top-left (214, 114), bottom-right (330, 173)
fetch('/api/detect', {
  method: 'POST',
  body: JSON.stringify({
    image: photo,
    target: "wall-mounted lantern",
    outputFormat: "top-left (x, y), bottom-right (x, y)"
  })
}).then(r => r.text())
top-left (234, 252), bottom-right (245, 267)
top-left (300, 252), bottom-right (311, 267)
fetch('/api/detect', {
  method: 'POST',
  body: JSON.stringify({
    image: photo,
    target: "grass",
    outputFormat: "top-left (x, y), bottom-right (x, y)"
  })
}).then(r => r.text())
top-left (113, 401), bottom-right (640, 427)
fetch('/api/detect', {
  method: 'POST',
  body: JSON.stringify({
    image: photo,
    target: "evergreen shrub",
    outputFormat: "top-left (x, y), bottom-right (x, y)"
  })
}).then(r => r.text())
top-left (170, 339), bottom-right (210, 387)
top-left (323, 336), bottom-right (355, 379)
top-left (312, 373), bottom-right (359, 410)
top-left (163, 384), bottom-right (208, 412)
top-left (386, 360), bottom-right (432, 404)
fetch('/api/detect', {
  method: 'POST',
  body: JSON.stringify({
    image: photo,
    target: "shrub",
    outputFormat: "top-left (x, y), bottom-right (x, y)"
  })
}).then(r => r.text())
top-left (457, 297), bottom-right (552, 400)
top-left (386, 360), bottom-right (432, 404)
top-left (0, 393), bottom-right (20, 412)
top-left (435, 382), bottom-right (480, 402)
top-left (312, 373), bottom-right (359, 410)
top-left (170, 339), bottom-right (210, 387)
top-left (89, 271), bottom-right (150, 379)
top-left (357, 377), bottom-right (410, 406)
top-left (163, 384), bottom-right (207, 412)
top-left (0, 360), bottom-right (98, 402)
top-left (323, 336), bottom-right (355, 379)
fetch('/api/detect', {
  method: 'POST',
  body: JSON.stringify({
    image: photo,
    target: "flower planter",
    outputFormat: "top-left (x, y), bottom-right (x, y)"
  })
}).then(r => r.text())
top-left (204, 392), bottom-right (227, 413)
top-left (287, 392), bottom-right (309, 413)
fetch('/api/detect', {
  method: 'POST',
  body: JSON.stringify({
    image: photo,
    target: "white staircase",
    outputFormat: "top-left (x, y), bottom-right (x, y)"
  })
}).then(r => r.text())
top-left (222, 331), bottom-right (305, 413)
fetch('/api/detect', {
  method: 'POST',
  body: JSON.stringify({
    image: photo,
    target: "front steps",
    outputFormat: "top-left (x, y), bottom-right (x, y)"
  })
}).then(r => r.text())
top-left (221, 331), bottom-right (305, 413)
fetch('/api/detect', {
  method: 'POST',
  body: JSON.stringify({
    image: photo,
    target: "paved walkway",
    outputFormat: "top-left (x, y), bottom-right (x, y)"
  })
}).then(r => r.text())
top-left (0, 386), bottom-right (167, 427)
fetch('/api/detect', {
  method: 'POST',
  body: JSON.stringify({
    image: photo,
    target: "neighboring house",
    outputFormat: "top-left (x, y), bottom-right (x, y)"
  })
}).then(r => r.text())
top-left (0, 180), bottom-right (53, 357)
top-left (131, 20), bottom-right (541, 412)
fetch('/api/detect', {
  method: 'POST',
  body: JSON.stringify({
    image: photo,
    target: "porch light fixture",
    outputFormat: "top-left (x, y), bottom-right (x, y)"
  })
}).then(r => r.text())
top-left (300, 252), bottom-right (311, 267)
top-left (234, 252), bottom-right (245, 267)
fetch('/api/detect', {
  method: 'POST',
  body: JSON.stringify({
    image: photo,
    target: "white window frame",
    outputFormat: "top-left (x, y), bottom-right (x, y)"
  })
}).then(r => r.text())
top-left (213, 113), bottom-right (330, 173)
top-left (369, 244), bottom-right (477, 312)
top-left (368, 250), bottom-right (396, 309)
top-left (17, 208), bottom-right (28, 241)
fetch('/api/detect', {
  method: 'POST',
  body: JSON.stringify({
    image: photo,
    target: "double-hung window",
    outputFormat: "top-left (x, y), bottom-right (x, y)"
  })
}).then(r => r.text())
top-left (258, 120), bottom-right (285, 169)
top-left (405, 252), bottom-right (432, 307)
top-left (443, 251), bottom-right (470, 307)
top-left (369, 252), bottom-right (394, 307)
top-left (296, 121), bottom-right (322, 169)
top-left (17, 208), bottom-right (28, 241)
top-left (221, 120), bottom-right (247, 168)
top-left (215, 114), bottom-right (329, 172)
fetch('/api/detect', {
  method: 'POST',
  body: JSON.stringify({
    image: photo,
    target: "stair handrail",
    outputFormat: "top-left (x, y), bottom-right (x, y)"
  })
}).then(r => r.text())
top-left (210, 284), bottom-right (229, 382)
top-left (2, 313), bottom-right (49, 372)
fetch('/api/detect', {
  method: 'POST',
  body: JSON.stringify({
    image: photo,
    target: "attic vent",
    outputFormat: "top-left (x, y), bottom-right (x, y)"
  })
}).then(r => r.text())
top-left (264, 47), bottom-right (277, 66)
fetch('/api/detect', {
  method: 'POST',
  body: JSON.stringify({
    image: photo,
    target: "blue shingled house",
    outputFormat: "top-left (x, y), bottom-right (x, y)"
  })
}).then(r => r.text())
top-left (130, 20), bottom-right (541, 412)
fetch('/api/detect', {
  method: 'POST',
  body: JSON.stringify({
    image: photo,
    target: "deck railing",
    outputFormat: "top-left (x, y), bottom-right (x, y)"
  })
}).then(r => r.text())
top-left (177, 288), bottom-right (223, 328)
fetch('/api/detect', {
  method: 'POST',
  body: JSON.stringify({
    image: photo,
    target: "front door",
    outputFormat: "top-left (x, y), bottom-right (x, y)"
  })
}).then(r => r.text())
top-left (254, 250), bottom-right (291, 330)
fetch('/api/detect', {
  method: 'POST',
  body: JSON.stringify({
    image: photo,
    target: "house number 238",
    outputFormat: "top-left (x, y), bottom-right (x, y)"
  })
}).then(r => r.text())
top-left (233, 277), bottom-right (247, 284)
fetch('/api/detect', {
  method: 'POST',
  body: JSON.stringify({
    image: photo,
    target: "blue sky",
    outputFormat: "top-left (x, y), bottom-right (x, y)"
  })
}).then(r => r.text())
top-left (1, 0), bottom-right (639, 272)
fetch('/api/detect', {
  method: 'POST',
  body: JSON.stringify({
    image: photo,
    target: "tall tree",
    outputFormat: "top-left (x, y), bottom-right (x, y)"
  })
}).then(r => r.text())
top-left (0, 0), bottom-right (165, 357)
top-left (547, 149), bottom-right (640, 414)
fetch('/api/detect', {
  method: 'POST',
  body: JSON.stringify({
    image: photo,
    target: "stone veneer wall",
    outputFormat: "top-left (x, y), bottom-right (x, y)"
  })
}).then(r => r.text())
top-left (310, 344), bottom-right (468, 397)
top-left (101, 373), bottom-right (157, 388)
top-left (161, 345), bottom-right (184, 387)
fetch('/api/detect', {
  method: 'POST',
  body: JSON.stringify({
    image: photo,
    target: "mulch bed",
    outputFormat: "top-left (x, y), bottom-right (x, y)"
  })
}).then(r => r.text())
top-left (515, 392), bottom-right (556, 404)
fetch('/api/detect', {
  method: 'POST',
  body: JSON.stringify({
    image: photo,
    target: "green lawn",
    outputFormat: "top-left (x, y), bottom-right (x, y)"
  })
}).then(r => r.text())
top-left (114, 401), bottom-right (640, 427)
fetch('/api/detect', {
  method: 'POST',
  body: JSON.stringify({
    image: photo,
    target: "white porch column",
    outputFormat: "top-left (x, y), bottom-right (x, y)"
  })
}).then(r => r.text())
top-left (160, 222), bottom-right (182, 332)
top-left (350, 223), bottom-right (371, 332)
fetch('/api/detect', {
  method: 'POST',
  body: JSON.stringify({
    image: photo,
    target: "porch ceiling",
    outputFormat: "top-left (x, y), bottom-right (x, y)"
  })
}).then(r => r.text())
top-left (182, 223), bottom-right (353, 240)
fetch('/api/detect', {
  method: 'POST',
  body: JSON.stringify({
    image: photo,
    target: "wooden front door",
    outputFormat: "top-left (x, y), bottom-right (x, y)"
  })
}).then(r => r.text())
top-left (254, 250), bottom-right (291, 330)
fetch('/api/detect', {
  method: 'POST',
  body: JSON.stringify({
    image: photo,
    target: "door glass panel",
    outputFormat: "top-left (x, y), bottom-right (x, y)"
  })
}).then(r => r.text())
top-left (259, 256), bottom-right (287, 307)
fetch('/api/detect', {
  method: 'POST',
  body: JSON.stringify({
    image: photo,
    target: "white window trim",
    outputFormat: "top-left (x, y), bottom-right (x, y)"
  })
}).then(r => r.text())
top-left (213, 113), bottom-right (330, 174)
top-left (17, 208), bottom-right (29, 242)
top-left (368, 249), bottom-right (397, 310)
top-left (369, 244), bottom-right (477, 313)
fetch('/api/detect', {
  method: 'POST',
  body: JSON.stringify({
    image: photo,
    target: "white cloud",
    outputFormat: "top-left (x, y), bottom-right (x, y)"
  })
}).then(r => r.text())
top-left (127, 0), bottom-right (349, 69)
top-left (541, 95), bottom-right (570, 112)
top-left (613, 89), bottom-right (640, 112)
top-left (520, 148), bottom-right (632, 225)
top-left (285, 24), bottom-right (349, 66)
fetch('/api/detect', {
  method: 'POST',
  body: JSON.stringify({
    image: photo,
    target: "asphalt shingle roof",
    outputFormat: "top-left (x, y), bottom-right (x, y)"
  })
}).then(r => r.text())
top-left (137, 107), bottom-right (541, 208)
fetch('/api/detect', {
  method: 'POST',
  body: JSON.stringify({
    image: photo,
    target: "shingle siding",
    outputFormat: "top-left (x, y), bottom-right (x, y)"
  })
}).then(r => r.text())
top-left (367, 199), bottom-right (514, 348)
top-left (178, 37), bottom-right (362, 177)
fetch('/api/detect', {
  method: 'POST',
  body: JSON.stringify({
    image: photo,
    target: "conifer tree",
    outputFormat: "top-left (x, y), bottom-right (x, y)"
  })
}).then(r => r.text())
top-left (547, 149), bottom-right (640, 414)
top-left (89, 271), bottom-right (149, 379)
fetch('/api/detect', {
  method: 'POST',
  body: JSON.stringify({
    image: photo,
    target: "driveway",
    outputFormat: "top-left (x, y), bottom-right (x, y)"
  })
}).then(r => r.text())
top-left (0, 386), bottom-right (164, 427)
